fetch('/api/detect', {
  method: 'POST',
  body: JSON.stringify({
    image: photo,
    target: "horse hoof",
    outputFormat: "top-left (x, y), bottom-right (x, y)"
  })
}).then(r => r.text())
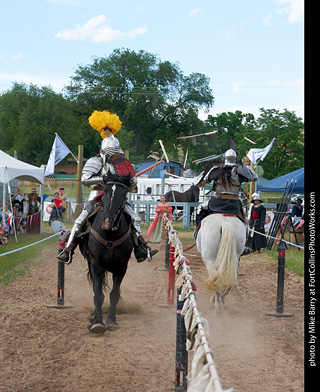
top-left (105, 322), bottom-right (119, 331)
top-left (90, 323), bottom-right (107, 334)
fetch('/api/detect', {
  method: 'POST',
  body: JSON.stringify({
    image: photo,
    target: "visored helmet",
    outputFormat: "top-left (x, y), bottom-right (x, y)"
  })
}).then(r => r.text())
top-left (100, 135), bottom-right (124, 163)
top-left (224, 149), bottom-right (237, 166)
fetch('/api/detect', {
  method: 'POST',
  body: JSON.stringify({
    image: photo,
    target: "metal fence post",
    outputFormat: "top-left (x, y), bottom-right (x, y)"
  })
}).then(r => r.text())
top-left (175, 286), bottom-right (188, 392)
top-left (266, 240), bottom-right (293, 318)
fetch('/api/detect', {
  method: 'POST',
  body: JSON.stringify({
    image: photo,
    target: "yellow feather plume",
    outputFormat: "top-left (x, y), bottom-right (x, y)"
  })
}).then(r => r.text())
top-left (88, 110), bottom-right (122, 139)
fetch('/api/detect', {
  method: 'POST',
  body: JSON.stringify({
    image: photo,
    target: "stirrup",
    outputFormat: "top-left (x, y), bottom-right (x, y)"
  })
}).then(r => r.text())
top-left (57, 249), bottom-right (73, 265)
top-left (147, 248), bottom-right (159, 262)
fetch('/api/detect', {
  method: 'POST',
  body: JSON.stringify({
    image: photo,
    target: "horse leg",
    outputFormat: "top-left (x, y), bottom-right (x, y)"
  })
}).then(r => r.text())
top-left (105, 274), bottom-right (124, 330)
top-left (89, 263), bottom-right (107, 334)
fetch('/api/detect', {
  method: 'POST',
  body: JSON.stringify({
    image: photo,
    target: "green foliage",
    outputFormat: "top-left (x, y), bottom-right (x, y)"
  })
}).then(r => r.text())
top-left (0, 49), bottom-right (304, 179)
top-left (0, 83), bottom-right (82, 166)
top-left (201, 108), bottom-right (304, 178)
top-left (64, 48), bottom-right (214, 158)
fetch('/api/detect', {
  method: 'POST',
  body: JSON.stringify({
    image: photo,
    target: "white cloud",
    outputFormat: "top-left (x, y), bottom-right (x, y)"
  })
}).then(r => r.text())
top-left (0, 72), bottom-right (68, 92)
top-left (262, 14), bottom-right (273, 27)
top-left (55, 15), bottom-right (147, 42)
top-left (12, 52), bottom-right (24, 59)
top-left (188, 8), bottom-right (202, 17)
top-left (273, 0), bottom-right (304, 23)
top-left (232, 81), bottom-right (244, 94)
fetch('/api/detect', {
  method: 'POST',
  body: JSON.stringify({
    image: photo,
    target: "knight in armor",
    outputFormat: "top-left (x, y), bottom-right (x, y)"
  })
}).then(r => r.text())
top-left (196, 149), bottom-right (258, 225)
top-left (57, 110), bottom-right (158, 264)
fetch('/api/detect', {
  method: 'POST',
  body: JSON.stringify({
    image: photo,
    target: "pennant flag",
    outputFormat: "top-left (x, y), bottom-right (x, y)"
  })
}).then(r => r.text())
top-left (70, 202), bottom-right (77, 214)
top-left (45, 134), bottom-right (72, 176)
top-left (247, 138), bottom-right (275, 165)
top-left (54, 198), bottom-right (63, 208)
top-left (42, 195), bottom-right (49, 202)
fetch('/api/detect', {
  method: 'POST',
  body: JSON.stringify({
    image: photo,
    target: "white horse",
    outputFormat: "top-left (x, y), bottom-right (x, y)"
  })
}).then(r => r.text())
top-left (196, 213), bottom-right (247, 310)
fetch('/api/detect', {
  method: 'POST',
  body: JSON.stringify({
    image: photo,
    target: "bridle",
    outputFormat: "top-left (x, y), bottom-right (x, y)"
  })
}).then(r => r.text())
top-left (100, 181), bottom-right (129, 231)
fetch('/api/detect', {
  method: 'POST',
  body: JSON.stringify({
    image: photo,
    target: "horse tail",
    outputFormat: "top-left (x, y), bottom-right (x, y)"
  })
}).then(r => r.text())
top-left (205, 221), bottom-right (238, 293)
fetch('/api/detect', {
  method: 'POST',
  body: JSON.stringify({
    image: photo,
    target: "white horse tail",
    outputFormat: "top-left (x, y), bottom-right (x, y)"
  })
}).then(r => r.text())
top-left (206, 221), bottom-right (239, 293)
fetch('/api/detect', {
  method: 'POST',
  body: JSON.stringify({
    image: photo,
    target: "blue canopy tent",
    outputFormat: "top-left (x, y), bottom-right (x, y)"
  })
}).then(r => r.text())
top-left (256, 167), bottom-right (304, 193)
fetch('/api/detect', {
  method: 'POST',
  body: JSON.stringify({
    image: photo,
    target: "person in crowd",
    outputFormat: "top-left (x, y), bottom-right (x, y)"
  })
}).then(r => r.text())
top-left (27, 189), bottom-right (41, 215)
top-left (0, 223), bottom-right (9, 245)
top-left (146, 195), bottom-right (173, 244)
top-left (291, 198), bottom-right (303, 219)
top-left (12, 203), bottom-right (27, 232)
top-left (11, 187), bottom-right (26, 212)
top-left (26, 188), bottom-right (41, 234)
top-left (246, 193), bottom-right (267, 254)
top-left (57, 109), bottom-right (158, 264)
top-left (49, 192), bottom-right (64, 225)
top-left (58, 187), bottom-right (67, 213)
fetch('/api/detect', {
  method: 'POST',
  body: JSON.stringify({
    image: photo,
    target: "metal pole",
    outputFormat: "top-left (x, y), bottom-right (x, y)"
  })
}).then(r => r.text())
top-left (47, 236), bottom-right (73, 309)
top-left (175, 287), bottom-right (188, 392)
top-left (266, 240), bottom-right (293, 318)
top-left (167, 244), bottom-right (176, 306)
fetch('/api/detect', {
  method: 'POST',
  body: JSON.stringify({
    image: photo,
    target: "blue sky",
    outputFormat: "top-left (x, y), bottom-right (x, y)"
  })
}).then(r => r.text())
top-left (0, 0), bottom-right (304, 120)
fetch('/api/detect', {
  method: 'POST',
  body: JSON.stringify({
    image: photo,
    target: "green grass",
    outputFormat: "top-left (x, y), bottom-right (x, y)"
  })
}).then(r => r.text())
top-left (266, 246), bottom-right (304, 277)
top-left (0, 221), bottom-right (75, 286)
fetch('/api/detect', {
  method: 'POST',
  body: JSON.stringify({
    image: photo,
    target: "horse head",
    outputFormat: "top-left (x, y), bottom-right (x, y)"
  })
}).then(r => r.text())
top-left (101, 171), bottom-right (132, 230)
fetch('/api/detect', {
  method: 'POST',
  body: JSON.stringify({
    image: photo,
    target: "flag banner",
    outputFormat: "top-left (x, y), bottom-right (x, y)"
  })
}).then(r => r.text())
top-left (247, 138), bottom-right (275, 165)
top-left (54, 198), bottom-right (63, 208)
top-left (42, 195), bottom-right (49, 202)
top-left (45, 135), bottom-right (72, 176)
top-left (71, 202), bottom-right (77, 214)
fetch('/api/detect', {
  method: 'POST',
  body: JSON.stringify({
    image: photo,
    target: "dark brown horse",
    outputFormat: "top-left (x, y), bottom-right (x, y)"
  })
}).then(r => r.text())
top-left (164, 184), bottom-right (200, 217)
top-left (79, 172), bottom-right (134, 333)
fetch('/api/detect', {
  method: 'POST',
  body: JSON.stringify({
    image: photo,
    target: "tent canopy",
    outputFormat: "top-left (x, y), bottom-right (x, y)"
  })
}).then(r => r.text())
top-left (0, 150), bottom-right (45, 184)
top-left (256, 167), bottom-right (304, 193)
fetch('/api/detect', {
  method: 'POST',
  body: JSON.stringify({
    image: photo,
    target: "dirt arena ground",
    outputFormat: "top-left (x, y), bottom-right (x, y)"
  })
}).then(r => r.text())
top-left (0, 240), bottom-right (304, 392)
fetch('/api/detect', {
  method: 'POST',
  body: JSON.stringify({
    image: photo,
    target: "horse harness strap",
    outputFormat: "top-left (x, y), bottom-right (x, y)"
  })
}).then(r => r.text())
top-left (91, 227), bottom-right (132, 255)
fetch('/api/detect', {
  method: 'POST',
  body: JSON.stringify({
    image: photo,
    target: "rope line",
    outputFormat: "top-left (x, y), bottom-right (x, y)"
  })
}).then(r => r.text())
top-left (249, 228), bottom-right (304, 249)
top-left (164, 215), bottom-right (232, 392)
top-left (0, 232), bottom-right (60, 258)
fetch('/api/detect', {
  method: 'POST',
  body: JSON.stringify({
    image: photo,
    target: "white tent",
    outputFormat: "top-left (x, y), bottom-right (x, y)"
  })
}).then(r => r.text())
top-left (0, 149), bottom-right (45, 234)
top-left (0, 150), bottom-right (45, 184)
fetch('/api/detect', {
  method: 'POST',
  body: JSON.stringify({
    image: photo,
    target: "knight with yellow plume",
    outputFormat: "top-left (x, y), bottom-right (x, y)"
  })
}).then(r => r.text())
top-left (57, 110), bottom-right (158, 264)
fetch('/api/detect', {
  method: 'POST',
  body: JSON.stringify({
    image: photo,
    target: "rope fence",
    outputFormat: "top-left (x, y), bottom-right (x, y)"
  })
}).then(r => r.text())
top-left (249, 227), bottom-right (304, 250)
top-left (0, 232), bottom-right (60, 258)
top-left (163, 215), bottom-right (233, 392)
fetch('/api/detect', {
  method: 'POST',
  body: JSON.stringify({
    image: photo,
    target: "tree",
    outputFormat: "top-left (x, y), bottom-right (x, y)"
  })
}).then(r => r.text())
top-left (246, 108), bottom-right (304, 179)
top-left (0, 83), bottom-right (81, 166)
top-left (64, 48), bottom-right (214, 159)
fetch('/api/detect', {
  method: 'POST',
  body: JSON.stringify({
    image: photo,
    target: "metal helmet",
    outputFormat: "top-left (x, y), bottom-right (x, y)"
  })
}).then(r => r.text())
top-left (224, 149), bottom-right (237, 166)
top-left (100, 135), bottom-right (124, 163)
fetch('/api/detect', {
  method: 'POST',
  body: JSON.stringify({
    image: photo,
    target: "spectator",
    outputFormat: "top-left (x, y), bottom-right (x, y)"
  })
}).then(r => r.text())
top-left (49, 192), bottom-right (63, 226)
top-left (11, 187), bottom-right (26, 212)
top-left (12, 203), bottom-right (27, 233)
top-left (27, 189), bottom-right (41, 215)
top-left (0, 223), bottom-right (8, 245)
top-left (291, 198), bottom-right (303, 218)
top-left (58, 187), bottom-right (67, 213)
top-left (26, 189), bottom-right (41, 234)
top-left (146, 195), bottom-right (173, 243)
